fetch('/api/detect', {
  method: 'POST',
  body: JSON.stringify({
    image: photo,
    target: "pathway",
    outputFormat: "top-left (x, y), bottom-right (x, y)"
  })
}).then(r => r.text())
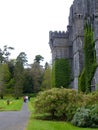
top-left (0, 103), bottom-right (30, 130)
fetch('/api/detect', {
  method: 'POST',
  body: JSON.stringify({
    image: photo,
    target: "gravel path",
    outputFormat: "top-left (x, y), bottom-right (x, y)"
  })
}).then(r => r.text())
top-left (0, 103), bottom-right (30, 130)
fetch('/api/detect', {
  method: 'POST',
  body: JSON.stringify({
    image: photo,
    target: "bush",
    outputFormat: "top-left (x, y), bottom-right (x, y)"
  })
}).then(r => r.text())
top-left (71, 107), bottom-right (91, 127)
top-left (71, 104), bottom-right (98, 128)
top-left (34, 88), bottom-right (83, 121)
top-left (82, 91), bottom-right (98, 107)
top-left (71, 91), bottom-right (98, 128)
top-left (90, 104), bottom-right (98, 128)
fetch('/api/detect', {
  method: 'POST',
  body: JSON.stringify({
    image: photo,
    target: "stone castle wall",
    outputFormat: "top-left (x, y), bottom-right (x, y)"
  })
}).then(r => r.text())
top-left (49, 0), bottom-right (98, 90)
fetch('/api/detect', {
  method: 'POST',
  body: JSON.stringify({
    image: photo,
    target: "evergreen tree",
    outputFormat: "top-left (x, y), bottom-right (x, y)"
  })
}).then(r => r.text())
top-left (34, 55), bottom-right (44, 64)
top-left (23, 68), bottom-right (34, 94)
top-left (41, 62), bottom-right (52, 90)
top-left (0, 64), bottom-right (11, 98)
top-left (13, 52), bottom-right (28, 98)
top-left (31, 62), bottom-right (44, 92)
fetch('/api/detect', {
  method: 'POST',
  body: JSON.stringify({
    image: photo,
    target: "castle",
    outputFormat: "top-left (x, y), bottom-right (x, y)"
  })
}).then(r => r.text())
top-left (49, 0), bottom-right (98, 90)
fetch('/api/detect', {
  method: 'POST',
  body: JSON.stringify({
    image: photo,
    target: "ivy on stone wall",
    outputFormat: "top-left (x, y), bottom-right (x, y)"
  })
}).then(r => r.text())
top-left (79, 23), bottom-right (97, 93)
top-left (52, 59), bottom-right (71, 88)
top-left (78, 68), bottom-right (86, 92)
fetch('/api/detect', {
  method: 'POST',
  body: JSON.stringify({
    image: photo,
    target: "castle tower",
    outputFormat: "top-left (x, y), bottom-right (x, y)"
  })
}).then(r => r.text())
top-left (49, 31), bottom-right (72, 63)
top-left (49, 0), bottom-right (98, 90)
top-left (94, 0), bottom-right (98, 63)
top-left (70, 0), bottom-right (84, 89)
top-left (93, 0), bottom-right (98, 90)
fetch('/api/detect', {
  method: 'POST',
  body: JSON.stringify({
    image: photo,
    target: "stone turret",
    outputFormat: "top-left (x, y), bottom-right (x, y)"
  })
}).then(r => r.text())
top-left (49, 31), bottom-right (72, 63)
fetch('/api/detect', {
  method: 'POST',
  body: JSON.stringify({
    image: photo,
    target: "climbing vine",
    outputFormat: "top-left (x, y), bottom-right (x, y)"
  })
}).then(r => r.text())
top-left (52, 58), bottom-right (71, 88)
top-left (79, 23), bottom-right (97, 93)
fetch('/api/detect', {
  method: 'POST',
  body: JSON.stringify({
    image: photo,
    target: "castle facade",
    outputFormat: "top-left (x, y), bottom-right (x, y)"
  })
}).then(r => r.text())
top-left (49, 0), bottom-right (98, 90)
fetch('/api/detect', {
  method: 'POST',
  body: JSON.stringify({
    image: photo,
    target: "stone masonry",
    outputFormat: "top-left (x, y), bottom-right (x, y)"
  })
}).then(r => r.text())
top-left (49, 0), bottom-right (98, 90)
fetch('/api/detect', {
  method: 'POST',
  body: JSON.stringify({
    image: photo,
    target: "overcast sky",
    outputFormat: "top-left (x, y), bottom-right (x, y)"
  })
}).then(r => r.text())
top-left (0, 0), bottom-right (74, 65)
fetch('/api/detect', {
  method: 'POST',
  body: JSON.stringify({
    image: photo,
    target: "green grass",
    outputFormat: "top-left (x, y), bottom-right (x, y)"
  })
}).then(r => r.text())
top-left (0, 98), bottom-right (23, 111)
top-left (27, 119), bottom-right (98, 130)
top-left (26, 98), bottom-right (98, 130)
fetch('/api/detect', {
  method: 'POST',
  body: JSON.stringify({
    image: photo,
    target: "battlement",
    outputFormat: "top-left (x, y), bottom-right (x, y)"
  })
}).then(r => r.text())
top-left (49, 31), bottom-right (67, 40)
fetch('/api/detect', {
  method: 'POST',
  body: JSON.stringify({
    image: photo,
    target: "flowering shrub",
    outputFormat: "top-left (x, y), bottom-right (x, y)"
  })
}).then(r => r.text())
top-left (34, 88), bottom-right (83, 120)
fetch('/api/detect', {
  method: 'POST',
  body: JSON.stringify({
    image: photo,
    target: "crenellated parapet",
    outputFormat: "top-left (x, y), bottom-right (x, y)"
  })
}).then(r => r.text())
top-left (49, 31), bottom-right (67, 40)
top-left (49, 31), bottom-right (71, 62)
top-left (49, 31), bottom-right (68, 50)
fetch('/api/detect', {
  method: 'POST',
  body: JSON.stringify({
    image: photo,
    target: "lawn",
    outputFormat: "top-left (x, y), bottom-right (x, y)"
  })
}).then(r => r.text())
top-left (26, 98), bottom-right (98, 130)
top-left (0, 98), bottom-right (23, 111)
top-left (27, 119), bottom-right (98, 130)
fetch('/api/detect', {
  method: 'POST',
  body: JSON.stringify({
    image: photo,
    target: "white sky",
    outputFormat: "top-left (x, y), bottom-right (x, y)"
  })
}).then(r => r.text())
top-left (0, 0), bottom-right (74, 65)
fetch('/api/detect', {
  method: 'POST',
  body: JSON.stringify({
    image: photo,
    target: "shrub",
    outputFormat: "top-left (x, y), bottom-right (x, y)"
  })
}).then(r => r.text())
top-left (34, 88), bottom-right (83, 121)
top-left (90, 104), bottom-right (98, 128)
top-left (82, 91), bottom-right (98, 107)
top-left (71, 104), bottom-right (98, 128)
top-left (71, 107), bottom-right (91, 127)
